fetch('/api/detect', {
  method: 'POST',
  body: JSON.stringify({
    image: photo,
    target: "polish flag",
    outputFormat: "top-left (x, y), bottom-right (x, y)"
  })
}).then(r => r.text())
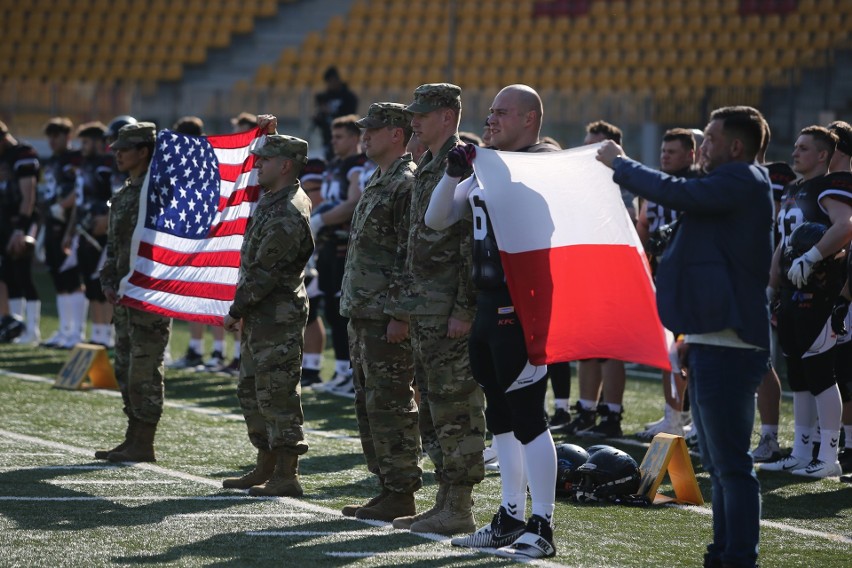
top-left (472, 144), bottom-right (671, 370)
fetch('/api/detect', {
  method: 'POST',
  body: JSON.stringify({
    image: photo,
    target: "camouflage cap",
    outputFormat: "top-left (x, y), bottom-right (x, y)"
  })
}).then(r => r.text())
top-left (356, 102), bottom-right (413, 129)
top-left (110, 122), bottom-right (157, 150)
top-left (251, 134), bottom-right (308, 164)
top-left (406, 83), bottom-right (462, 114)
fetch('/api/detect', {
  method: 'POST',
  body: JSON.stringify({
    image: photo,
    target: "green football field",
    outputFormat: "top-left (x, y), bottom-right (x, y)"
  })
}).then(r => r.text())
top-left (0, 309), bottom-right (850, 567)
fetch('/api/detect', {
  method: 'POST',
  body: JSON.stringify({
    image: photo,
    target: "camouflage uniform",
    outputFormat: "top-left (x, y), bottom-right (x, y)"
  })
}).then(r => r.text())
top-left (341, 103), bottom-right (421, 495)
top-left (403, 85), bottom-right (485, 488)
top-left (100, 123), bottom-right (170, 425)
top-left (229, 136), bottom-right (314, 456)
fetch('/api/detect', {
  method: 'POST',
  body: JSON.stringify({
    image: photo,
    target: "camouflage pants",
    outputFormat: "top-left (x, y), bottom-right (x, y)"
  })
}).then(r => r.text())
top-left (112, 305), bottom-right (171, 425)
top-left (410, 315), bottom-right (485, 486)
top-left (349, 318), bottom-right (422, 494)
top-left (237, 319), bottom-right (308, 455)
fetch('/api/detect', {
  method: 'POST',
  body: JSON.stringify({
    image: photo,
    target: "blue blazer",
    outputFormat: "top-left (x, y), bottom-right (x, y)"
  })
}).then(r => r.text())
top-left (613, 158), bottom-right (774, 350)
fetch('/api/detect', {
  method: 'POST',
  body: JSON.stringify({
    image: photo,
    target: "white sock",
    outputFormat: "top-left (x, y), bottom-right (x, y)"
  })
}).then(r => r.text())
top-left (522, 430), bottom-right (556, 524)
top-left (815, 385), bottom-right (842, 462)
top-left (334, 359), bottom-right (350, 375)
top-left (56, 294), bottom-right (71, 338)
top-left (302, 353), bottom-right (322, 370)
top-left (213, 340), bottom-right (224, 353)
top-left (579, 399), bottom-right (596, 411)
top-left (189, 339), bottom-right (202, 352)
top-left (25, 300), bottom-right (40, 339)
top-left (90, 324), bottom-right (102, 344)
top-left (760, 424), bottom-right (779, 440)
top-left (844, 425), bottom-right (852, 449)
top-left (792, 391), bottom-right (818, 459)
top-left (8, 298), bottom-right (24, 318)
top-left (606, 402), bottom-right (622, 413)
top-left (492, 432), bottom-right (527, 521)
top-left (554, 398), bottom-right (569, 412)
top-left (232, 342), bottom-right (241, 358)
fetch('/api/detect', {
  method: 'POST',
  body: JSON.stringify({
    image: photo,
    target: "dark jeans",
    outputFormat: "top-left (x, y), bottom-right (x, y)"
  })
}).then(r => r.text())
top-left (688, 343), bottom-right (768, 568)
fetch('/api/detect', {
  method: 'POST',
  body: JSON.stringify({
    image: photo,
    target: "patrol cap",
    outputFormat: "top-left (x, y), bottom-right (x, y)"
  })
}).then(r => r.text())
top-left (406, 83), bottom-right (462, 114)
top-left (251, 134), bottom-right (308, 165)
top-left (110, 122), bottom-right (157, 150)
top-left (355, 102), bottom-right (413, 130)
top-left (44, 117), bottom-right (74, 135)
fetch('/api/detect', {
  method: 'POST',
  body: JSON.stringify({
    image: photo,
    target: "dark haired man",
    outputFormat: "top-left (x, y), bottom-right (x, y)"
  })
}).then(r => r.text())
top-left (598, 106), bottom-right (773, 568)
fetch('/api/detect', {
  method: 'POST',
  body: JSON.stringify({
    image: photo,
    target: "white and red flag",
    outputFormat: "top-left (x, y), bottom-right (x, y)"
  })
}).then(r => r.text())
top-left (118, 127), bottom-right (265, 325)
top-left (472, 144), bottom-right (671, 370)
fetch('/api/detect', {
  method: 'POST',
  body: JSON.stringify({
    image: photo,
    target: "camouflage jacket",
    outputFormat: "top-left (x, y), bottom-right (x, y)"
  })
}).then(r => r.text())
top-left (100, 173), bottom-right (144, 292)
top-left (341, 153), bottom-right (415, 321)
top-left (400, 135), bottom-right (476, 319)
top-left (229, 182), bottom-right (314, 325)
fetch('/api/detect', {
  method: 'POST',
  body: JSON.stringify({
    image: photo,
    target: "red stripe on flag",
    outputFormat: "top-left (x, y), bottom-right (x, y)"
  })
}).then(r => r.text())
top-left (121, 297), bottom-right (224, 326)
top-left (501, 244), bottom-right (670, 370)
top-left (208, 128), bottom-right (262, 149)
top-left (219, 159), bottom-right (257, 182)
top-left (208, 217), bottom-right (249, 238)
top-left (219, 185), bottom-right (260, 210)
top-left (137, 242), bottom-right (241, 268)
top-left (127, 272), bottom-right (236, 301)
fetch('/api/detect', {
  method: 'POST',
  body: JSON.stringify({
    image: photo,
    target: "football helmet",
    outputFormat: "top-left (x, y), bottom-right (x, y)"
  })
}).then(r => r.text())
top-left (555, 443), bottom-right (589, 496)
top-left (574, 445), bottom-right (641, 503)
top-left (105, 115), bottom-right (137, 143)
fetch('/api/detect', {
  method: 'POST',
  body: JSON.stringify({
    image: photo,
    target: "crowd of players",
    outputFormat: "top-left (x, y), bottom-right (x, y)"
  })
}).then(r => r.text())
top-left (1, 83), bottom-right (851, 486)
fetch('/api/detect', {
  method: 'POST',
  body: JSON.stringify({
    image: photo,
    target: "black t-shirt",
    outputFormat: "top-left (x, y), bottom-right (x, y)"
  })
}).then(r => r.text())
top-left (0, 142), bottom-right (40, 227)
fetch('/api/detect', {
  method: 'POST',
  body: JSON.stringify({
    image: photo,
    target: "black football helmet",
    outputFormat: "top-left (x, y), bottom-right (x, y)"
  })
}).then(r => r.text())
top-left (555, 443), bottom-right (589, 496)
top-left (574, 445), bottom-right (641, 503)
top-left (105, 115), bottom-right (137, 144)
top-left (782, 222), bottom-right (829, 280)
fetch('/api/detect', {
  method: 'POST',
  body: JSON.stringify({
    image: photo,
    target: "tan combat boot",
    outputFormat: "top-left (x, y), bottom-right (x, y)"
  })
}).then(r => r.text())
top-left (409, 484), bottom-right (476, 535)
top-left (223, 449), bottom-right (276, 489)
top-left (392, 480), bottom-right (449, 529)
top-left (248, 452), bottom-right (303, 497)
top-left (107, 421), bottom-right (157, 463)
top-left (342, 486), bottom-right (390, 517)
top-left (354, 490), bottom-right (416, 521)
top-left (95, 417), bottom-right (136, 460)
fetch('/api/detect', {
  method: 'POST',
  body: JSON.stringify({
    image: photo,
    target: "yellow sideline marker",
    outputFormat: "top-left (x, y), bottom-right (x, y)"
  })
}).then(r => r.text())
top-left (638, 433), bottom-right (704, 505)
top-left (54, 344), bottom-right (118, 390)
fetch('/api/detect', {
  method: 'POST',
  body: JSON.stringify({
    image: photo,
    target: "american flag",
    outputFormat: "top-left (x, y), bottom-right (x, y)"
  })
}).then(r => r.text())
top-left (118, 127), bottom-right (265, 325)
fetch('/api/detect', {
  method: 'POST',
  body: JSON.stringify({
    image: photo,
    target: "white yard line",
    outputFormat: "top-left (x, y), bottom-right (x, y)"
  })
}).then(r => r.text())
top-left (249, 529), bottom-right (388, 537)
top-left (175, 512), bottom-right (314, 518)
top-left (324, 550), bottom-right (477, 557)
top-left (48, 479), bottom-right (179, 485)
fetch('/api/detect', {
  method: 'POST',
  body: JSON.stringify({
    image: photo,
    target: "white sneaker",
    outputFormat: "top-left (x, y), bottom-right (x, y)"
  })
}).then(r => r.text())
top-left (791, 459), bottom-right (842, 478)
top-left (13, 327), bottom-right (41, 346)
top-left (635, 417), bottom-right (684, 439)
top-left (41, 331), bottom-right (68, 348)
top-left (759, 454), bottom-right (811, 472)
top-left (317, 371), bottom-right (352, 392)
top-left (329, 376), bottom-right (355, 399)
top-left (483, 446), bottom-right (499, 471)
top-left (496, 515), bottom-right (556, 559)
top-left (752, 434), bottom-right (783, 463)
top-left (451, 507), bottom-right (525, 549)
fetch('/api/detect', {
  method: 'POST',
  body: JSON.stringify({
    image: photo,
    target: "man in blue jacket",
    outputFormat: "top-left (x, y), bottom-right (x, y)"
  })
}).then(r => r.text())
top-left (597, 106), bottom-right (773, 568)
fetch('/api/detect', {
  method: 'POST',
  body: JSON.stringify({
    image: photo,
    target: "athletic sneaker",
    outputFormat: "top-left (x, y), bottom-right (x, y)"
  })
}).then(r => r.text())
top-left (496, 514), bottom-right (556, 559)
top-left (752, 434), bottom-right (783, 463)
top-left (204, 350), bottom-right (225, 370)
top-left (483, 446), bottom-right (499, 471)
top-left (0, 315), bottom-right (25, 343)
top-left (315, 371), bottom-right (351, 392)
top-left (548, 408), bottom-right (571, 432)
top-left (330, 377), bottom-right (355, 399)
top-left (759, 454), bottom-right (811, 472)
top-left (211, 357), bottom-right (241, 377)
top-left (635, 414), bottom-right (684, 440)
top-left (168, 348), bottom-right (204, 370)
top-left (300, 368), bottom-right (322, 388)
top-left (791, 459), bottom-right (842, 478)
top-left (578, 404), bottom-right (623, 438)
top-left (451, 506), bottom-right (525, 549)
top-left (562, 402), bottom-right (597, 435)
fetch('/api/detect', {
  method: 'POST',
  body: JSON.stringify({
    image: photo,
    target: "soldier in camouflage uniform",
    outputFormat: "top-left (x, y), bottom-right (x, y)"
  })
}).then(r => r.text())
top-left (339, 103), bottom-right (421, 521)
top-left (97, 123), bottom-right (171, 463)
top-left (392, 84), bottom-right (486, 536)
top-left (222, 125), bottom-right (314, 498)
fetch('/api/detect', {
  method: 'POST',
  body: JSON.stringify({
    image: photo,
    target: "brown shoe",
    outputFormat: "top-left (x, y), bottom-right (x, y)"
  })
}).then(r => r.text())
top-left (342, 488), bottom-right (390, 517)
top-left (248, 452), bottom-right (303, 497)
top-left (355, 491), bottom-right (415, 522)
top-left (223, 449), bottom-right (276, 489)
top-left (410, 484), bottom-right (476, 535)
top-left (392, 480), bottom-right (449, 529)
top-left (95, 418), bottom-right (137, 460)
top-left (107, 421), bottom-right (157, 463)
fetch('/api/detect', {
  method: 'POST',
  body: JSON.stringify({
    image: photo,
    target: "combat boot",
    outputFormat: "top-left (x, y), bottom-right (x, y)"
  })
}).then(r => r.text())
top-left (222, 449), bottom-right (276, 489)
top-left (343, 488), bottom-right (390, 517)
top-left (392, 479), bottom-right (449, 529)
top-left (248, 452), bottom-right (303, 497)
top-left (94, 418), bottom-right (137, 460)
top-left (355, 490), bottom-right (415, 521)
top-left (107, 421), bottom-right (157, 463)
top-left (409, 484), bottom-right (476, 535)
